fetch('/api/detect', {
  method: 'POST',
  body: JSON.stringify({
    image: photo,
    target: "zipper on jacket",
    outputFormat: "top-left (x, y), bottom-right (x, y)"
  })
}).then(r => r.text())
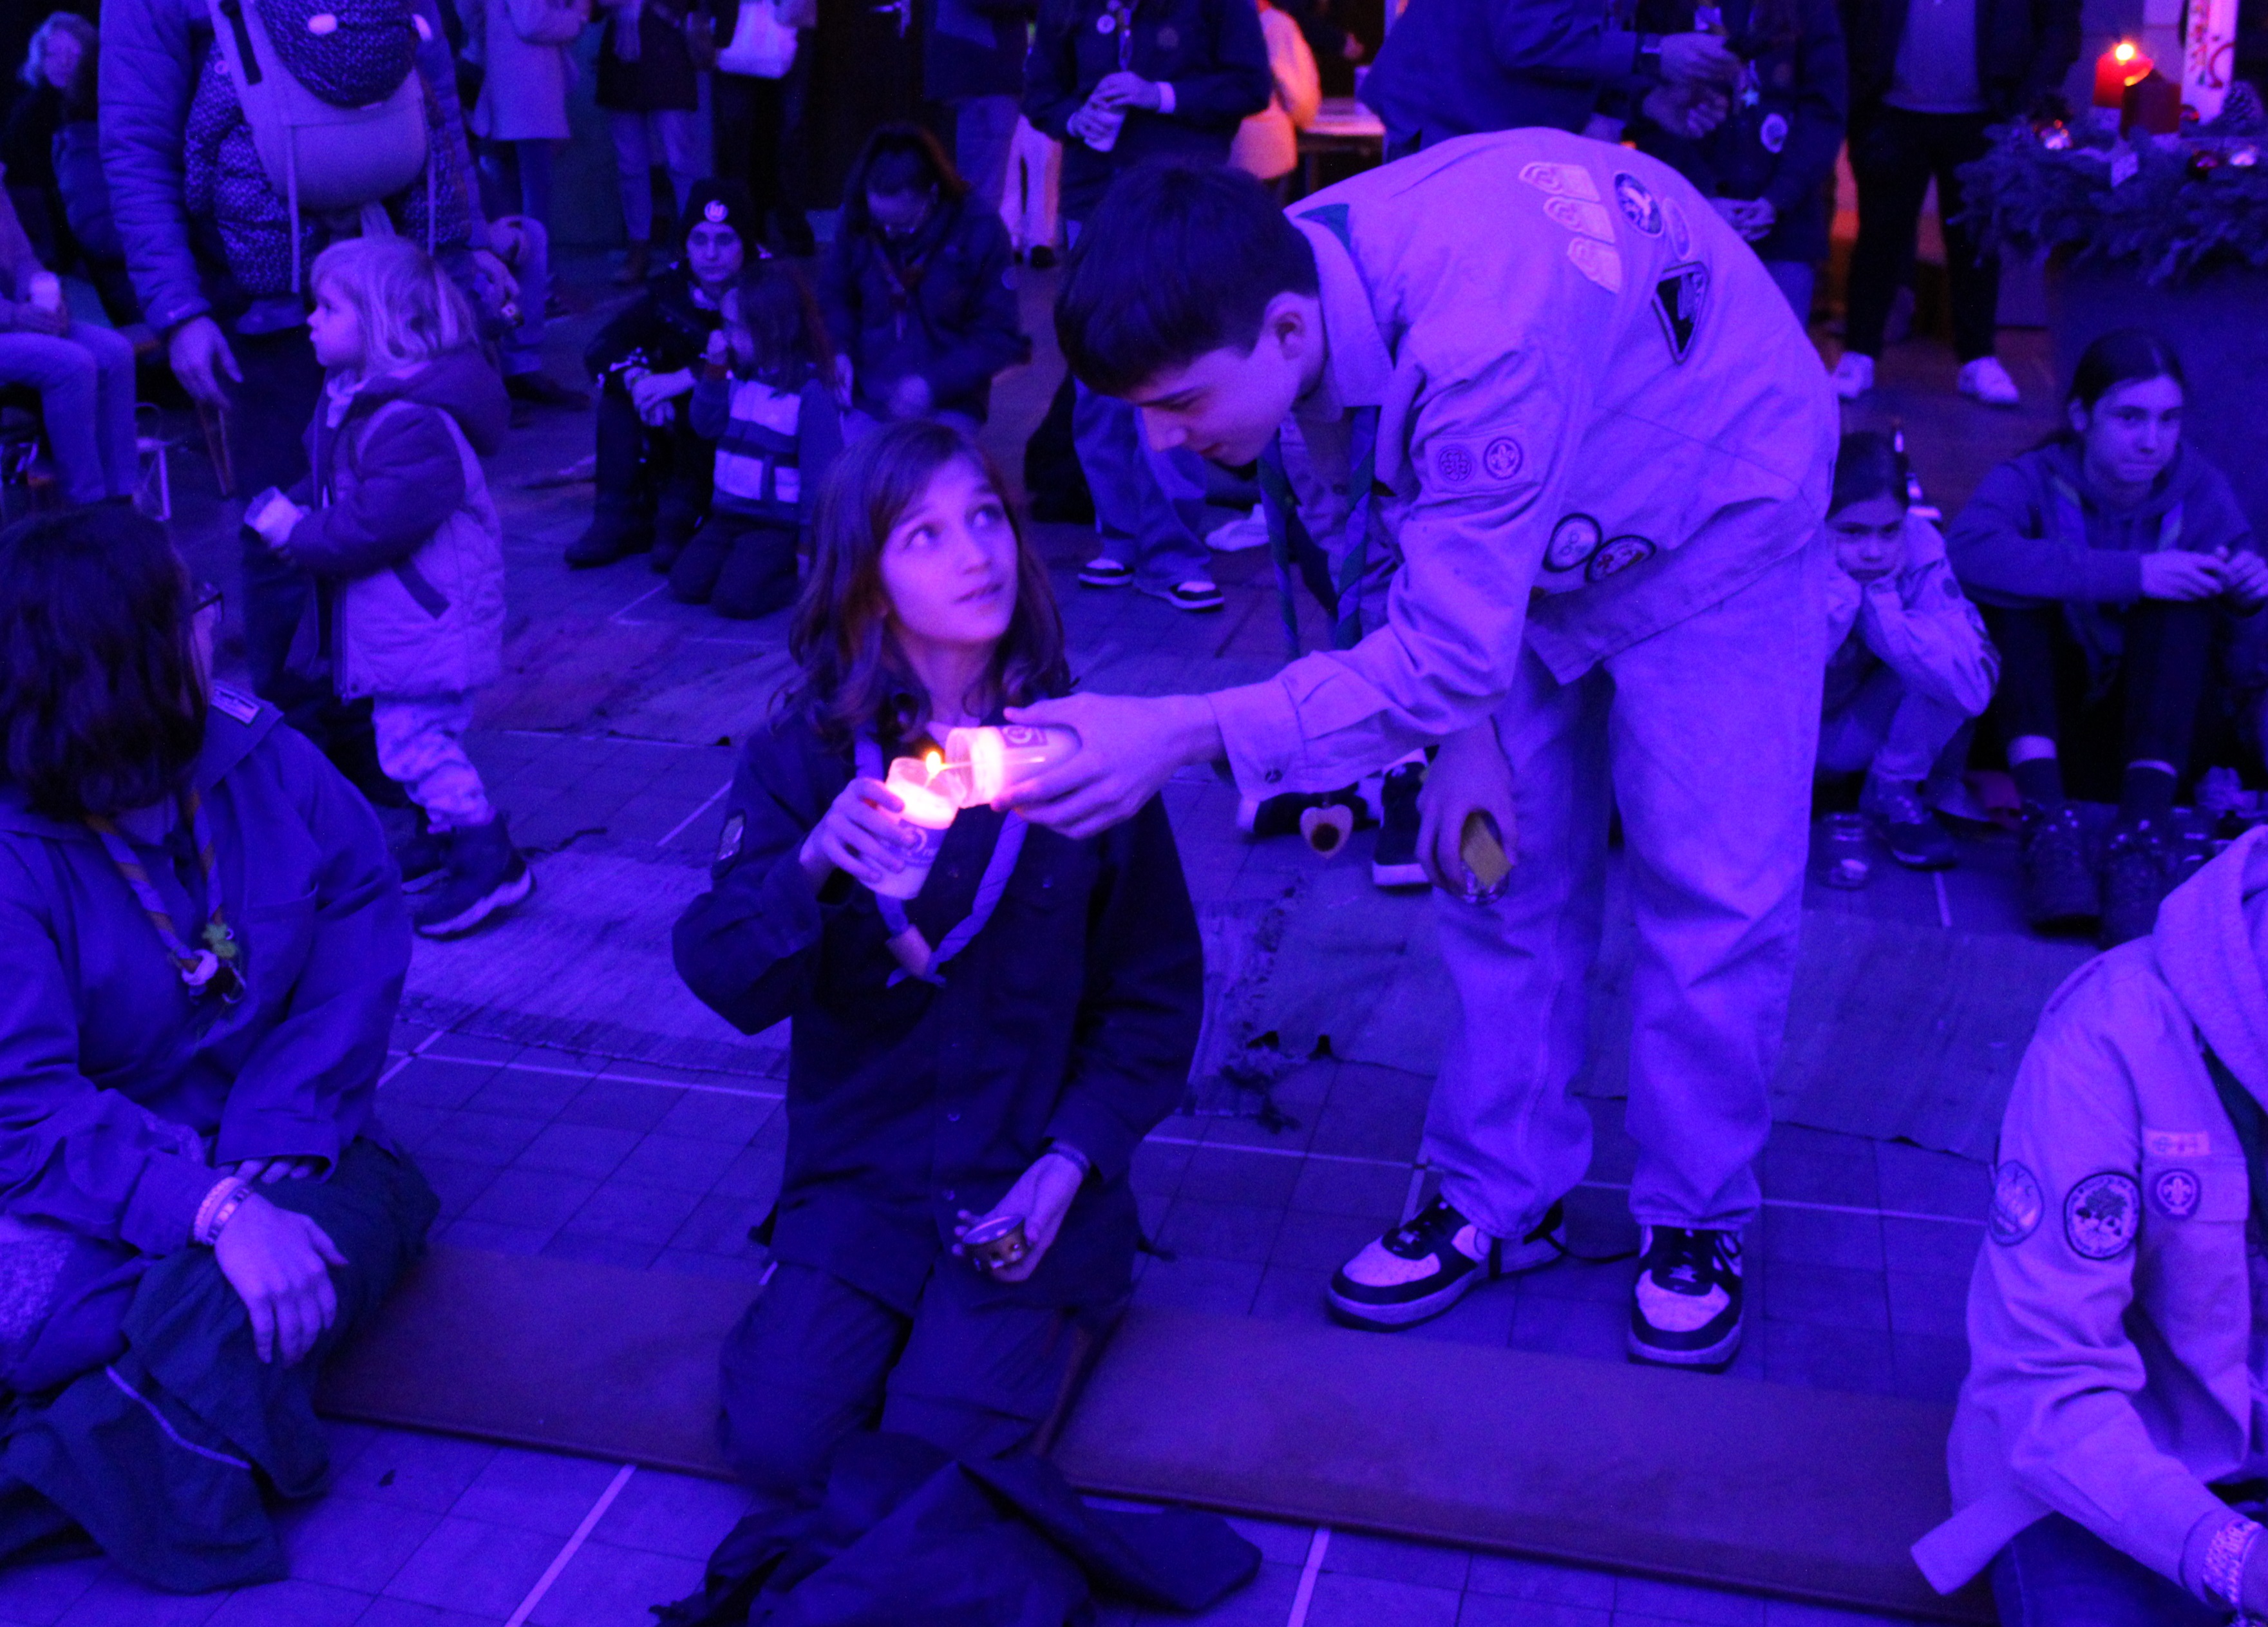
top-left (218, 0), bottom-right (264, 84)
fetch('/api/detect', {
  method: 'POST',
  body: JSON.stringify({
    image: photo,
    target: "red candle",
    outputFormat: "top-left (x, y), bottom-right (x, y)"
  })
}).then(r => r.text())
top-left (2095, 41), bottom-right (2151, 107)
top-left (2124, 68), bottom-right (2182, 134)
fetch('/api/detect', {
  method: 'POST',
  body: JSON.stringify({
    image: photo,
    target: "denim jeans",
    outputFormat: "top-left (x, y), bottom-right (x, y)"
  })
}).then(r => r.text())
top-left (610, 106), bottom-right (707, 242)
top-left (1425, 540), bottom-right (1829, 1237)
top-left (1990, 1514), bottom-right (2219, 1627)
top-left (0, 321), bottom-right (138, 505)
top-left (494, 214), bottom-right (553, 381)
top-left (1817, 659), bottom-right (1971, 790)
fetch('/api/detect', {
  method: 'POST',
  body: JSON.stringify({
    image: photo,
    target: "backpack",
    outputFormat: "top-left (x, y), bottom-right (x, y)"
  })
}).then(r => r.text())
top-left (203, 0), bottom-right (433, 288)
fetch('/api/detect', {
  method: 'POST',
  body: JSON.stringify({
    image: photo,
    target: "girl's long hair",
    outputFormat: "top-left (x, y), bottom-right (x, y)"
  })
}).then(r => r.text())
top-left (786, 420), bottom-right (1067, 749)
top-left (0, 506), bottom-right (205, 819)
top-left (308, 235), bottom-right (478, 379)
top-left (727, 259), bottom-right (833, 394)
top-left (1828, 430), bottom-right (1909, 517)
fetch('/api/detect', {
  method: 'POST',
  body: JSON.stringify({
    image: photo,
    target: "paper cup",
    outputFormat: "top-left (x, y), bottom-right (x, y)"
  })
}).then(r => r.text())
top-left (944, 725), bottom-right (1081, 805)
top-left (871, 771), bottom-right (957, 900)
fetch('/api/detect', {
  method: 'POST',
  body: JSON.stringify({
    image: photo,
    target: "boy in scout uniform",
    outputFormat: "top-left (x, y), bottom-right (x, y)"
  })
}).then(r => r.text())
top-left (1915, 829), bottom-right (2268, 1622)
top-left (996, 130), bottom-right (1838, 1368)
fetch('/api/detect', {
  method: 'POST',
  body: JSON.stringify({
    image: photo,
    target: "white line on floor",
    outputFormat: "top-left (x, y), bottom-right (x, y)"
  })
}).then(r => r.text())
top-left (1284, 1525), bottom-right (1330, 1627)
top-left (387, 1049), bottom-right (784, 1101)
top-left (659, 780), bottom-right (732, 848)
top-left (1576, 1178), bottom-right (1981, 1228)
top-left (375, 1027), bottom-right (449, 1089)
top-left (1935, 871), bottom-right (1954, 931)
top-left (504, 1461), bottom-right (636, 1627)
top-left (609, 582), bottom-right (670, 625)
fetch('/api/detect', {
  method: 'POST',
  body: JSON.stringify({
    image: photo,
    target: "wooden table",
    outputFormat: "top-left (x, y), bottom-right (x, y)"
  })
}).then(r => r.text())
top-left (1296, 95), bottom-right (1387, 193)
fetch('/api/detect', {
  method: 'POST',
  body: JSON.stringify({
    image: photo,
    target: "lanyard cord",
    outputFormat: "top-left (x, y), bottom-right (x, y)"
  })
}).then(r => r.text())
top-left (84, 790), bottom-right (244, 1002)
top-left (853, 736), bottom-right (1028, 987)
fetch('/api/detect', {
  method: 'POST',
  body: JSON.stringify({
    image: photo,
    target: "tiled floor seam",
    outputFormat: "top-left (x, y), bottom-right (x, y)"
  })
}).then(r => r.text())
top-left (500, 1462), bottom-right (636, 1627)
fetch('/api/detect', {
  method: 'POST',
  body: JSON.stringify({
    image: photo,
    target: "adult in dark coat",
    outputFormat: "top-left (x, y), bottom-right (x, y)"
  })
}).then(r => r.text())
top-left (596, 0), bottom-right (710, 284)
top-left (925, 0), bottom-right (1035, 208)
top-left (1356, 0), bottom-right (1746, 153)
top-left (1630, 0), bottom-right (1847, 320)
top-left (819, 125), bottom-right (1030, 429)
top-left (1830, 0), bottom-right (2081, 406)
top-left (0, 507), bottom-right (437, 1590)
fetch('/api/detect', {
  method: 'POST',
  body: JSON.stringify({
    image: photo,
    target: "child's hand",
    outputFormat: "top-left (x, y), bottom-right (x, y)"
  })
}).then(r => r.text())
top-left (798, 776), bottom-right (914, 891)
top-left (703, 330), bottom-right (729, 369)
top-left (2220, 548), bottom-right (2268, 612)
top-left (1091, 71), bottom-right (1162, 110)
top-left (952, 1150), bottom-right (1086, 1283)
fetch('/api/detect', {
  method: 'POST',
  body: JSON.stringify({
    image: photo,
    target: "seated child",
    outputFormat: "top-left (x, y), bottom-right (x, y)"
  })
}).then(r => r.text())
top-left (1947, 328), bottom-right (2265, 946)
top-left (569, 178), bottom-right (750, 571)
top-left (1912, 827), bottom-right (2268, 1626)
top-left (1817, 431), bottom-right (1998, 870)
top-left (674, 419), bottom-right (1204, 1499)
top-left (670, 260), bottom-right (844, 618)
top-left (250, 235), bottom-right (531, 938)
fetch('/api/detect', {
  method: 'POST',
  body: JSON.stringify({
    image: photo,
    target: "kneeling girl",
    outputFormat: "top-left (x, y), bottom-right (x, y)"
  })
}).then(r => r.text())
top-left (674, 419), bottom-right (1203, 1498)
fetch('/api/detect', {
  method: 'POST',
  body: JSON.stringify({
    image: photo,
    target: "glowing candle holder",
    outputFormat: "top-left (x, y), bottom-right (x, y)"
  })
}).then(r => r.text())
top-left (941, 725), bottom-right (1083, 806)
top-left (2095, 40), bottom-right (2152, 108)
top-left (876, 757), bottom-right (959, 900)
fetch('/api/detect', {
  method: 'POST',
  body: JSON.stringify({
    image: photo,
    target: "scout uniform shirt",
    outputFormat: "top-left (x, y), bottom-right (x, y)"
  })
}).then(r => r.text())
top-left (1212, 128), bottom-right (1838, 797)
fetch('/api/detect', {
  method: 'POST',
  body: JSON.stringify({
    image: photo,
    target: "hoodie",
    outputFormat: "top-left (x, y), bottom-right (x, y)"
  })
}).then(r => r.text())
top-left (281, 346), bottom-right (511, 699)
top-left (1822, 512), bottom-right (1998, 723)
top-left (1914, 828), bottom-right (2268, 1603)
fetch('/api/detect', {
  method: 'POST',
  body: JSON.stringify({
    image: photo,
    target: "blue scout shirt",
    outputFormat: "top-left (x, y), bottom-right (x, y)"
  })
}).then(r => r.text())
top-left (0, 690), bottom-right (409, 1259)
top-left (1358, 0), bottom-right (1653, 149)
top-left (674, 711), bottom-right (1204, 1315)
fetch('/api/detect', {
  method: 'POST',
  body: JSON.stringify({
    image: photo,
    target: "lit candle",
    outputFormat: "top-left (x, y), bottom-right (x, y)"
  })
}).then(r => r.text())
top-left (2095, 41), bottom-right (2151, 108)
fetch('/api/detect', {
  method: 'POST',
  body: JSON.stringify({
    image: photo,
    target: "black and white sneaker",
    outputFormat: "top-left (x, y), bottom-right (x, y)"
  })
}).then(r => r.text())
top-left (1077, 557), bottom-right (1133, 589)
top-left (1166, 578), bottom-right (1225, 612)
top-left (1370, 759), bottom-right (1427, 888)
top-left (1628, 1226), bottom-right (1744, 1371)
top-left (1327, 1196), bottom-right (1564, 1330)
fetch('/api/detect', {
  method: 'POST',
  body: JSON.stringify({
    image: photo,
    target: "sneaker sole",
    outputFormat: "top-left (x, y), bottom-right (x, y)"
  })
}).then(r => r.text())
top-left (1077, 570), bottom-right (1133, 589)
top-left (1169, 595), bottom-right (1225, 613)
top-left (415, 867), bottom-right (536, 940)
top-left (1884, 846), bottom-right (1956, 871)
top-left (1627, 1311), bottom-right (1744, 1373)
top-left (400, 870), bottom-right (444, 894)
top-left (1326, 1226), bottom-right (1564, 1331)
top-left (1371, 859), bottom-right (1427, 888)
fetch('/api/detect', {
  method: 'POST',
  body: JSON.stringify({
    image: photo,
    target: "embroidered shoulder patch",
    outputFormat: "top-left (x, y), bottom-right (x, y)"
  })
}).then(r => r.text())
top-left (1566, 237), bottom-right (1622, 293)
top-left (716, 812), bottom-right (746, 865)
top-left (1482, 437), bottom-right (1524, 480)
top-left (1663, 198), bottom-right (1692, 258)
top-left (208, 683), bottom-right (261, 724)
top-left (2150, 1168), bottom-right (2202, 1220)
top-left (1544, 196), bottom-right (1616, 242)
top-left (1652, 263), bottom-right (1710, 363)
top-left (1520, 161), bottom-right (1600, 202)
top-left (1435, 443), bottom-right (1474, 485)
top-left (1760, 113), bottom-right (1790, 154)
top-left (2143, 1128), bottom-right (2211, 1159)
top-left (1612, 173), bottom-right (1661, 234)
top-left (1988, 1160), bottom-right (2043, 1245)
top-left (1587, 534), bottom-right (1656, 582)
top-left (1545, 513), bottom-right (1603, 573)
top-left (2063, 1171), bottom-right (2141, 1260)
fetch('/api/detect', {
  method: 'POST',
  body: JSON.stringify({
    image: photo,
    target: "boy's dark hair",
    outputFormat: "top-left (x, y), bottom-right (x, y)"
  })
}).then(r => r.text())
top-left (0, 506), bottom-right (206, 820)
top-left (840, 123), bottom-right (967, 238)
top-left (730, 259), bottom-right (834, 394)
top-left (1829, 430), bottom-right (1909, 517)
top-left (787, 419), bottom-right (1067, 748)
top-left (1055, 162), bottom-right (1319, 397)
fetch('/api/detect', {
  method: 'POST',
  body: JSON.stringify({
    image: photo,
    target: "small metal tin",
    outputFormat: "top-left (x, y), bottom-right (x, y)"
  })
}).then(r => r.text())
top-left (963, 1213), bottom-right (1030, 1272)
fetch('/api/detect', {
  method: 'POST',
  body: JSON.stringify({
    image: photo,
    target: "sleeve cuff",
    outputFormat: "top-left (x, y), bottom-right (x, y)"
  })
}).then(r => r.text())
top-left (213, 1110), bottom-right (343, 1173)
top-left (123, 1154), bottom-right (226, 1256)
top-left (1209, 675), bottom-right (1305, 799)
top-left (1156, 81), bottom-right (1177, 115)
top-left (1044, 1099), bottom-right (1139, 1188)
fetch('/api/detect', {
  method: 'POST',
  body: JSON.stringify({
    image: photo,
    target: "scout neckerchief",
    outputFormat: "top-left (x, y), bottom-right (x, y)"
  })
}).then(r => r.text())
top-left (85, 790), bottom-right (245, 1003)
top-left (1258, 407), bottom-right (1379, 656)
top-left (853, 734), bottom-right (1027, 987)
top-left (2203, 1046), bottom-right (2268, 1244)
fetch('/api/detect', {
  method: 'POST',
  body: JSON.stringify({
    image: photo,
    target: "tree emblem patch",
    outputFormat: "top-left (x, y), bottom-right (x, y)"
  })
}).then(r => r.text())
top-left (1652, 262), bottom-right (1709, 363)
top-left (2064, 1171), bottom-right (2141, 1260)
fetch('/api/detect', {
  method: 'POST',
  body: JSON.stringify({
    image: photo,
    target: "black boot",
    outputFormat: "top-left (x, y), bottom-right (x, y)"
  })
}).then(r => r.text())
top-left (2020, 803), bottom-right (2099, 934)
top-left (2099, 820), bottom-right (2172, 948)
top-left (390, 811), bottom-right (449, 892)
top-left (413, 817), bottom-right (534, 938)
top-left (565, 506), bottom-right (651, 569)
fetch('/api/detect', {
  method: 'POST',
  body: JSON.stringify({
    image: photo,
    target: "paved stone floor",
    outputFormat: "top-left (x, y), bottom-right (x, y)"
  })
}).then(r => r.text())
top-left (0, 245), bottom-right (2064, 1624)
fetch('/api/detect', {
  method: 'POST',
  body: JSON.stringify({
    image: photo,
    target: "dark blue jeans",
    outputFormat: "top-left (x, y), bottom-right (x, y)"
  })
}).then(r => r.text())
top-left (1990, 1514), bottom-right (2219, 1627)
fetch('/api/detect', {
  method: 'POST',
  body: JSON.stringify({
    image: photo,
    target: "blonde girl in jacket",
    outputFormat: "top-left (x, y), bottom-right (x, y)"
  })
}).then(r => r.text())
top-left (249, 236), bottom-right (531, 938)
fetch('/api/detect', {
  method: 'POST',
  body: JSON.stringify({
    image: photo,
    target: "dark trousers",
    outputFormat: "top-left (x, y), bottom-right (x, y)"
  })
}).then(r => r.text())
top-left (223, 327), bottom-right (384, 792)
top-left (719, 1261), bottom-right (1095, 1502)
top-left (594, 388), bottom-right (712, 542)
top-left (712, 57), bottom-right (814, 249)
top-left (1982, 601), bottom-right (2216, 780)
top-left (1989, 1514), bottom-right (2219, 1626)
top-left (669, 509), bottom-right (801, 617)
top-left (1845, 106), bottom-right (1999, 363)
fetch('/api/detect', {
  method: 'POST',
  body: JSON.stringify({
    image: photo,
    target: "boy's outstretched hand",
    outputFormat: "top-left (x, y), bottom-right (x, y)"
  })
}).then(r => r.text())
top-left (953, 1150), bottom-right (1087, 1284)
top-left (999, 692), bottom-right (1223, 837)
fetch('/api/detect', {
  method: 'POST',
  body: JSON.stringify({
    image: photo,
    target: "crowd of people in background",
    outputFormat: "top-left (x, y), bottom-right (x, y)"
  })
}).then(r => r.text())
top-left (6, 0), bottom-right (2268, 1621)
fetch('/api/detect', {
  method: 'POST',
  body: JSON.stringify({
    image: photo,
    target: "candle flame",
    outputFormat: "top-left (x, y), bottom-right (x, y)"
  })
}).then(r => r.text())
top-left (2113, 41), bottom-right (2136, 61)
top-left (925, 750), bottom-right (943, 774)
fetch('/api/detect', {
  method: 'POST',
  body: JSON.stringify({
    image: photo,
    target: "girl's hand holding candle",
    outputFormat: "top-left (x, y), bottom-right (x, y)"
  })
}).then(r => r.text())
top-left (870, 758), bottom-right (959, 900)
top-left (799, 774), bottom-right (914, 893)
top-left (952, 1148), bottom-right (1088, 1282)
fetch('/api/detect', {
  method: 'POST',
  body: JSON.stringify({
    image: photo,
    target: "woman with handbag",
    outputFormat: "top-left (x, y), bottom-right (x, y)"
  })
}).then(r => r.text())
top-left (598, 0), bottom-right (716, 284)
top-left (712, 0), bottom-right (818, 256)
top-left (468, 0), bottom-right (591, 234)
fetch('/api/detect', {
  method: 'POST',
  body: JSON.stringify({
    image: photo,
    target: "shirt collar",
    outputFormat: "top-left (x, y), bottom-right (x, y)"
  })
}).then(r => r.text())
top-left (1289, 211), bottom-right (1390, 416)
